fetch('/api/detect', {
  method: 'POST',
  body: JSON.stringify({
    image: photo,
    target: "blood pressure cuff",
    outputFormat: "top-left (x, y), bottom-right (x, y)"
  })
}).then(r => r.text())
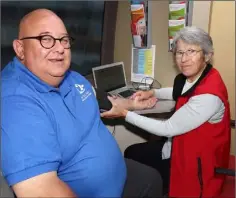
top-left (94, 88), bottom-right (112, 112)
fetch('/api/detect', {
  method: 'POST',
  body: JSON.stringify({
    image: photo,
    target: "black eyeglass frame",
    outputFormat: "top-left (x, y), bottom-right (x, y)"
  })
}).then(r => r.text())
top-left (20, 35), bottom-right (75, 49)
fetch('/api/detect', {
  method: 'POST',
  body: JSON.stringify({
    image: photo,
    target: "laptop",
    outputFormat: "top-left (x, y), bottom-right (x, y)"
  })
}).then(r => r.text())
top-left (92, 62), bottom-right (136, 98)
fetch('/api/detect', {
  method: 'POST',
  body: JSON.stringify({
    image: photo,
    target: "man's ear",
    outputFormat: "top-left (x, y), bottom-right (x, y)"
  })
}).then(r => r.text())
top-left (13, 39), bottom-right (24, 60)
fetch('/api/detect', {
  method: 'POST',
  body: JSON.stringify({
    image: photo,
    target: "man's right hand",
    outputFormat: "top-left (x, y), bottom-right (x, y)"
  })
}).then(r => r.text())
top-left (130, 90), bottom-right (155, 101)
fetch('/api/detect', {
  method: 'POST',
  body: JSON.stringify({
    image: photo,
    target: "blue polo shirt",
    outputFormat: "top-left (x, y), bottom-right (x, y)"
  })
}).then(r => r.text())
top-left (1, 57), bottom-right (126, 197)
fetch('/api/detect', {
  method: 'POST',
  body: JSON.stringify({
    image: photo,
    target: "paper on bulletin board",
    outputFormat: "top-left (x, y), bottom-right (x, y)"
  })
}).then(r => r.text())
top-left (168, 19), bottom-right (185, 50)
top-left (170, 0), bottom-right (186, 4)
top-left (169, 3), bottom-right (186, 20)
top-left (130, 4), bottom-right (147, 48)
top-left (131, 45), bottom-right (155, 84)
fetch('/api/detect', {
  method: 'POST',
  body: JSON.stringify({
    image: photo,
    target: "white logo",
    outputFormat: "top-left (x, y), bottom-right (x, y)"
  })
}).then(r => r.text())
top-left (75, 83), bottom-right (92, 102)
top-left (75, 84), bottom-right (85, 94)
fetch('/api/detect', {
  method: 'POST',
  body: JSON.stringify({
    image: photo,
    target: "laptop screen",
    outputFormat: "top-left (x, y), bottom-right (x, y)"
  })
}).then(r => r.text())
top-left (93, 63), bottom-right (126, 92)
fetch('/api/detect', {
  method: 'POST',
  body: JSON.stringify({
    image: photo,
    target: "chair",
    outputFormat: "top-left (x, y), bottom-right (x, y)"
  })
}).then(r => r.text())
top-left (215, 120), bottom-right (235, 198)
top-left (215, 155), bottom-right (235, 198)
top-left (0, 172), bottom-right (14, 197)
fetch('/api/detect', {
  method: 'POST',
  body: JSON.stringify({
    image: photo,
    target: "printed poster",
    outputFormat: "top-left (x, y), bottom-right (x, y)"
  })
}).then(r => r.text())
top-left (130, 4), bottom-right (147, 48)
top-left (168, 19), bottom-right (186, 50)
top-left (131, 45), bottom-right (156, 84)
top-left (169, 3), bottom-right (186, 20)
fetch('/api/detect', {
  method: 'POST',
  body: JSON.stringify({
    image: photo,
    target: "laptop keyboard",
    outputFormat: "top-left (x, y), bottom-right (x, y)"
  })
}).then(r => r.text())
top-left (118, 90), bottom-right (136, 98)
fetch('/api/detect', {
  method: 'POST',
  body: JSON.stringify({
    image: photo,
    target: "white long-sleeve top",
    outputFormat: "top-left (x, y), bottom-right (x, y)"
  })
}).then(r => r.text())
top-left (125, 78), bottom-right (225, 159)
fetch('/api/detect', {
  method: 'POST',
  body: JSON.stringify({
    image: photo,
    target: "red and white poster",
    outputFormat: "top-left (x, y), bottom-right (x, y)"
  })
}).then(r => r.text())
top-left (130, 4), bottom-right (147, 48)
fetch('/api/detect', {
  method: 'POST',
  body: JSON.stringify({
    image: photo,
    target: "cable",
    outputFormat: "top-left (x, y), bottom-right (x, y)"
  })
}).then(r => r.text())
top-left (131, 76), bottom-right (151, 90)
top-left (112, 125), bottom-right (116, 136)
top-left (131, 76), bottom-right (162, 91)
top-left (150, 78), bottom-right (162, 89)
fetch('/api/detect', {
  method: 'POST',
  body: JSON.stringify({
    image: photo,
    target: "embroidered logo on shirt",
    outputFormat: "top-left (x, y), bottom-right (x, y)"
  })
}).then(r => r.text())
top-left (75, 84), bottom-right (85, 94)
top-left (75, 84), bottom-right (92, 101)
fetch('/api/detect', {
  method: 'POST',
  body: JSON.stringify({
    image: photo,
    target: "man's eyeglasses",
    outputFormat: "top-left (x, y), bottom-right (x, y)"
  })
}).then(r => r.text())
top-left (20, 35), bottom-right (75, 49)
top-left (175, 49), bottom-right (202, 59)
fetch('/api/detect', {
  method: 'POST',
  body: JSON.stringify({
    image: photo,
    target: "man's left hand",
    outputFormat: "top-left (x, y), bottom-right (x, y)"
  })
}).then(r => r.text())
top-left (100, 96), bottom-right (157, 119)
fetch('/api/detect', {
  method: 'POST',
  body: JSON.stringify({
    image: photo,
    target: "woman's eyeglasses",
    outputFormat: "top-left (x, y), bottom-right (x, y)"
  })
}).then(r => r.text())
top-left (175, 49), bottom-right (202, 59)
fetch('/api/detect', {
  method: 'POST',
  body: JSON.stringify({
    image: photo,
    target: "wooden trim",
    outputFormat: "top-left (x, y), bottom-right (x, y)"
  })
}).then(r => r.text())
top-left (100, 1), bottom-right (118, 65)
top-left (208, 2), bottom-right (213, 33)
top-left (191, 1), bottom-right (212, 33)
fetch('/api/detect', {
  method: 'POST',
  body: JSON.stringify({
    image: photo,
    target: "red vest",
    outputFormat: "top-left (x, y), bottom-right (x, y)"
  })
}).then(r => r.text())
top-left (169, 68), bottom-right (231, 198)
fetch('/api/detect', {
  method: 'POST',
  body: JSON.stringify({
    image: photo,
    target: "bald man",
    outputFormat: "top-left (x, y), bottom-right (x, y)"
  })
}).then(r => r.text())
top-left (1, 9), bottom-right (162, 197)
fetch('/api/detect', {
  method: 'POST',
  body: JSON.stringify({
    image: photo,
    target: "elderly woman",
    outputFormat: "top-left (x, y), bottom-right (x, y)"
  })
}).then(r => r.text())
top-left (101, 26), bottom-right (231, 197)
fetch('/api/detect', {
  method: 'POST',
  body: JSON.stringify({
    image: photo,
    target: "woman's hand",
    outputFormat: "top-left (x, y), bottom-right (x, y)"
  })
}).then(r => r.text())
top-left (133, 96), bottom-right (157, 110)
top-left (130, 90), bottom-right (155, 101)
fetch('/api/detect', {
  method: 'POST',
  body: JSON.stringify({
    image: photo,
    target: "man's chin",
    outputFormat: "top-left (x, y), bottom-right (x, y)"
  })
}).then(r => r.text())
top-left (50, 68), bottom-right (69, 78)
top-left (51, 73), bottom-right (66, 78)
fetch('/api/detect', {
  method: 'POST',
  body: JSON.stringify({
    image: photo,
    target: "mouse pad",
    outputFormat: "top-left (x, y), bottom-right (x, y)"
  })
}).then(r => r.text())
top-left (95, 88), bottom-right (113, 112)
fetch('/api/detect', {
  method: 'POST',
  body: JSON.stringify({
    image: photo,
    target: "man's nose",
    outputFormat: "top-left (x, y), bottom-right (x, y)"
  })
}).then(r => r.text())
top-left (54, 40), bottom-right (65, 53)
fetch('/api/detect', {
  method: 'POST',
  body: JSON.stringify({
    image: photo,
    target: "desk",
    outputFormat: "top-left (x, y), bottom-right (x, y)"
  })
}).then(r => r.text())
top-left (103, 100), bottom-right (175, 153)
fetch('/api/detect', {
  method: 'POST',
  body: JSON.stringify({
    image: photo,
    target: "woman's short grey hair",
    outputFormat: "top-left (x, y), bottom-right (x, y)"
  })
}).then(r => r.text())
top-left (172, 26), bottom-right (214, 56)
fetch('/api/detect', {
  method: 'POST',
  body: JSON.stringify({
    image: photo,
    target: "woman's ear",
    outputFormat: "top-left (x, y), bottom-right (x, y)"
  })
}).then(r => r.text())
top-left (13, 39), bottom-right (24, 60)
top-left (205, 52), bottom-right (213, 63)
